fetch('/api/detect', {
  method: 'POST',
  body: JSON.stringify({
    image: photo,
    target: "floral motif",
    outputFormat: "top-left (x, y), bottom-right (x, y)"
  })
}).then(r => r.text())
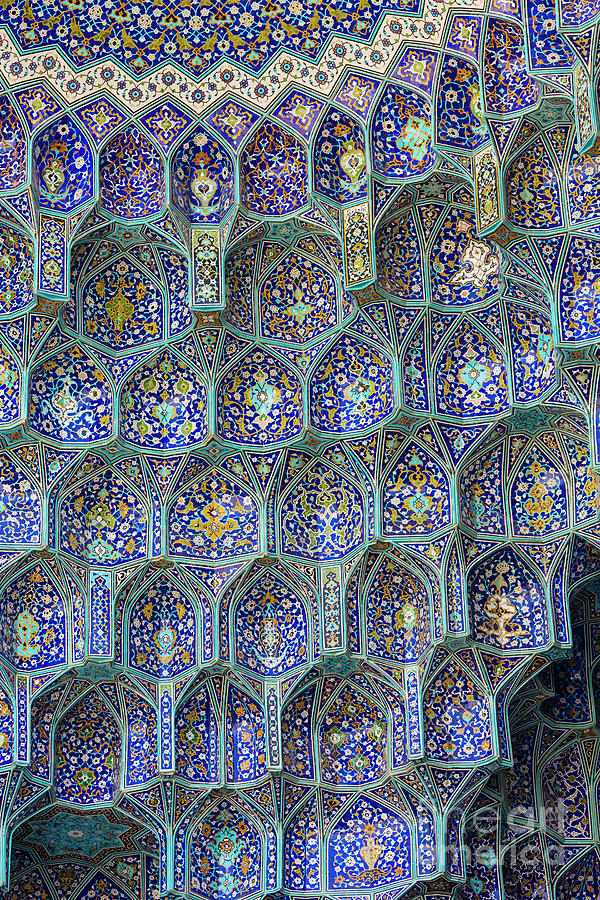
top-left (29, 346), bottom-right (114, 444)
top-left (468, 548), bottom-right (548, 650)
top-left (0, 455), bottom-right (41, 544)
top-left (190, 802), bottom-right (262, 900)
top-left (124, 688), bottom-right (157, 786)
top-left (33, 117), bottom-right (94, 212)
top-left (226, 685), bottom-right (267, 782)
top-left (383, 443), bottom-right (451, 535)
top-left (0, 0), bottom-right (419, 77)
top-left (460, 444), bottom-right (505, 534)
top-left (510, 445), bottom-right (568, 536)
top-left (319, 684), bottom-right (387, 785)
top-left (375, 212), bottom-right (423, 300)
top-left (0, 226), bottom-right (34, 315)
top-left (176, 682), bottom-right (219, 783)
top-left (507, 139), bottom-right (563, 229)
top-left (0, 96), bottom-right (27, 190)
top-left (233, 572), bottom-right (309, 676)
top-left (55, 691), bottom-right (121, 804)
top-left (60, 469), bottom-right (148, 565)
top-left (121, 352), bottom-right (208, 449)
top-left (241, 124), bottom-right (308, 216)
top-left (430, 207), bottom-right (501, 306)
top-left (559, 235), bottom-right (600, 342)
top-left (260, 252), bottom-right (338, 343)
top-left (424, 662), bottom-right (492, 761)
top-left (100, 128), bottom-right (165, 219)
top-left (314, 108), bottom-right (367, 204)
top-left (365, 557), bottom-right (431, 662)
top-left (217, 349), bottom-right (303, 445)
top-left (127, 573), bottom-right (196, 678)
top-left (371, 84), bottom-right (434, 178)
top-left (281, 685), bottom-right (316, 780)
top-left (328, 797), bottom-right (412, 888)
top-left (0, 565), bottom-right (66, 671)
top-left (435, 321), bottom-right (509, 418)
top-left (169, 471), bottom-right (259, 560)
top-left (79, 255), bottom-right (164, 349)
top-left (171, 130), bottom-right (235, 224)
top-left (280, 462), bottom-right (364, 560)
top-left (436, 55), bottom-right (489, 150)
top-left (310, 334), bottom-right (395, 433)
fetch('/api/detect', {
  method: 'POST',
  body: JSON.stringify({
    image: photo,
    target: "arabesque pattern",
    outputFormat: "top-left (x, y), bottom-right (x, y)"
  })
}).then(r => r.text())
top-left (2, 5), bottom-right (600, 900)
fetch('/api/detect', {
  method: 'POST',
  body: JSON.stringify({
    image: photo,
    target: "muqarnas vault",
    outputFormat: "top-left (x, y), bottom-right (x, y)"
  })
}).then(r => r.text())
top-left (3, 1), bottom-right (600, 899)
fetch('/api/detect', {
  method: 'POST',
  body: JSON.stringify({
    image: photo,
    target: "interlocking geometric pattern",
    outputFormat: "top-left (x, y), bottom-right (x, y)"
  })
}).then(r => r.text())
top-left (1, 4), bottom-right (600, 899)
